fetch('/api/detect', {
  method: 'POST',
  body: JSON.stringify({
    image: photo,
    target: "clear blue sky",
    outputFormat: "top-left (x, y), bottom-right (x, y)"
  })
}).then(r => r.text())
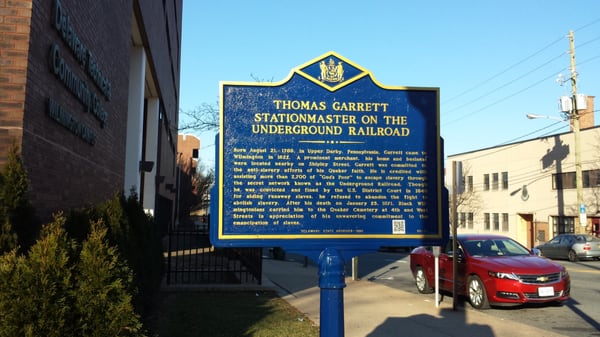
top-left (178, 0), bottom-right (600, 170)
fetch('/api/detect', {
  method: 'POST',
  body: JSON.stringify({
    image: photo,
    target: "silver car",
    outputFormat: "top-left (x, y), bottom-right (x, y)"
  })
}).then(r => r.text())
top-left (535, 234), bottom-right (600, 261)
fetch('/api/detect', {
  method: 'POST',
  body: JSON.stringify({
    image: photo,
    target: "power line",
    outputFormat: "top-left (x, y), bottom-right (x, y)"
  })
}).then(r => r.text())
top-left (444, 53), bottom-right (567, 117)
top-left (444, 36), bottom-right (565, 105)
top-left (498, 121), bottom-right (568, 145)
top-left (443, 68), bottom-right (566, 126)
top-left (444, 18), bottom-right (600, 126)
top-left (574, 17), bottom-right (600, 33)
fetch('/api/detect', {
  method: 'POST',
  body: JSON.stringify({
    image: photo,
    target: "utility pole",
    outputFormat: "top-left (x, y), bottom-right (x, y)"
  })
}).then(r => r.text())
top-left (451, 161), bottom-right (458, 310)
top-left (568, 30), bottom-right (585, 234)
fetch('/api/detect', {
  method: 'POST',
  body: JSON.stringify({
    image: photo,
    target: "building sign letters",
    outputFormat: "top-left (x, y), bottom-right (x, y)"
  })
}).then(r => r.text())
top-left (45, 0), bottom-right (113, 145)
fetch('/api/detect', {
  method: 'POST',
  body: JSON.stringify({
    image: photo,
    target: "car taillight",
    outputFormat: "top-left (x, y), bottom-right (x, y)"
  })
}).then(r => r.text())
top-left (583, 243), bottom-right (591, 251)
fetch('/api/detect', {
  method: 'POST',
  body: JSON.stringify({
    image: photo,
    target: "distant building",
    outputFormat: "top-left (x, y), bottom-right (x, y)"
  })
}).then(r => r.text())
top-left (177, 134), bottom-right (201, 172)
top-left (175, 134), bottom-right (200, 225)
top-left (0, 0), bottom-right (183, 231)
top-left (447, 96), bottom-right (599, 248)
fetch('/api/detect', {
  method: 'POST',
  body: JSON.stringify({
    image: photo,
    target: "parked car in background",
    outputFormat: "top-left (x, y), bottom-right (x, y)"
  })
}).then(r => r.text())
top-left (535, 234), bottom-right (600, 261)
top-left (410, 234), bottom-right (570, 310)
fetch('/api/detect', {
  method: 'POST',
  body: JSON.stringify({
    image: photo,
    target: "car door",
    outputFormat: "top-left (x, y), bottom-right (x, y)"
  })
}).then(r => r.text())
top-left (559, 235), bottom-right (576, 257)
top-left (438, 240), bottom-right (466, 293)
top-left (438, 241), bottom-right (454, 291)
top-left (542, 235), bottom-right (563, 258)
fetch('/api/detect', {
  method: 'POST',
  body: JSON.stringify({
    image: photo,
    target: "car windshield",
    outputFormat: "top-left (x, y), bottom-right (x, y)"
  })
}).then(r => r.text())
top-left (461, 238), bottom-right (531, 257)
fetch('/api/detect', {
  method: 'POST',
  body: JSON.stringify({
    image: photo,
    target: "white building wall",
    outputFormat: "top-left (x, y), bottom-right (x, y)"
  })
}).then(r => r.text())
top-left (447, 126), bottom-right (600, 248)
top-left (143, 98), bottom-right (160, 214)
top-left (124, 46), bottom-right (146, 196)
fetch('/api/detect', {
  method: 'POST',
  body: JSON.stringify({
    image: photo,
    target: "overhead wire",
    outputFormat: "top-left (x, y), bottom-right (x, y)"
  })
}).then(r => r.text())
top-left (443, 65), bottom-right (566, 126)
top-left (444, 52), bottom-right (567, 118)
top-left (449, 19), bottom-right (600, 202)
top-left (443, 35), bottom-right (565, 105)
top-left (445, 19), bottom-right (600, 161)
top-left (443, 18), bottom-right (600, 128)
top-left (498, 121), bottom-right (568, 145)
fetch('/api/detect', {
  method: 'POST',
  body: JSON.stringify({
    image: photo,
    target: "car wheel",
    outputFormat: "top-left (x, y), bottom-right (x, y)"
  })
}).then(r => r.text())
top-left (568, 250), bottom-right (578, 262)
top-left (415, 267), bottom-right (433, 294)
top-left (467, 275), bottom-right (489, 310)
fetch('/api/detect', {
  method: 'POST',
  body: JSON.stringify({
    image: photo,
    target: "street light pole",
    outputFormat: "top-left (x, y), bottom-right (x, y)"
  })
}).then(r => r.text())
top-left (569, 30), bottom-right (585, 234)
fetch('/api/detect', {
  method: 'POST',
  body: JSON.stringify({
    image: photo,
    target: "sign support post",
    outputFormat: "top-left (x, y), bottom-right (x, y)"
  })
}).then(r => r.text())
top-left (432, 245), bottom-right (441, 307)
top-left (318, 248), bottom-right (346, 337)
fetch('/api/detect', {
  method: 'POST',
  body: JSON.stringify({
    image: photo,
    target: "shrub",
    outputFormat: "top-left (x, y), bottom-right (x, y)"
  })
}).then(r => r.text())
top-left (0, 214), bottom-right (147, 337)
top-left (0, 144), bottom-right (40, 253)
top-left (74, 219), bottom-right (144, 336)
top-left (0, 147), bottom-right (162, 333)
top-left (0, 219), bottom-right (17, 253)
top-left (65, 192), bottom-right (163, 317)
top-left (0, 249), bottom-right (26, 337)
top-left (0, 215), bottom-right (75, 337)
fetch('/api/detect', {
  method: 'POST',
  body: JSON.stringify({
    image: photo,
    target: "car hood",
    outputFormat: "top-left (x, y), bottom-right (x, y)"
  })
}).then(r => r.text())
top-left (470, 255), bottom-right (563, 273)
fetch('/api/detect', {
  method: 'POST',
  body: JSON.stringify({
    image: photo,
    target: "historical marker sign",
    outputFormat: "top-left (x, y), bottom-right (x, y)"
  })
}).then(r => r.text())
top-left (210, 51), bottom-right (448, 250)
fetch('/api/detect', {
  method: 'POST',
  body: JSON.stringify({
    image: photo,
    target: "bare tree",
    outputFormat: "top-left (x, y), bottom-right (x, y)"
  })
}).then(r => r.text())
top-left (179, 74), bottom-right (276, 133)
top-left (192, 160), bottom-right (214, 214)
top-left (179, 102), bottom-right (219, 132)
top-left (451, 163), bottom-right (482, 228)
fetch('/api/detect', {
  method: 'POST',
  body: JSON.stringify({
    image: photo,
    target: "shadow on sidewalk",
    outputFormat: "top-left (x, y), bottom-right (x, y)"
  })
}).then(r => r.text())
top-left (366, 308), bottom-right (494, 337)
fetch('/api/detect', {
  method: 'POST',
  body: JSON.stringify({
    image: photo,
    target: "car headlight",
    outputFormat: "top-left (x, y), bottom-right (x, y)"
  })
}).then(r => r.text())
top-left (561, 268), bottom-right (569, 279)
top-left (488, 271), bottom-right (520, 280)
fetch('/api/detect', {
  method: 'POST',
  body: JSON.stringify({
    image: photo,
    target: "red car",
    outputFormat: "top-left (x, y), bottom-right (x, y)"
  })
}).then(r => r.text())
top-left (409, 234), bottom-right (570, 309)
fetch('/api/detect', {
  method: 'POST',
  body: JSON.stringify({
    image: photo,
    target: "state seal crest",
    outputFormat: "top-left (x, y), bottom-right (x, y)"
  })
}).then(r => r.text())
top-left (318, 58), bottom-right (344, 83)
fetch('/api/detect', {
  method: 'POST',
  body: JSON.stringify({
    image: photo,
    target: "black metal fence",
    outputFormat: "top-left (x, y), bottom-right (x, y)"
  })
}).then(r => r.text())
top-left (164, 229), bottom-right (262, 285)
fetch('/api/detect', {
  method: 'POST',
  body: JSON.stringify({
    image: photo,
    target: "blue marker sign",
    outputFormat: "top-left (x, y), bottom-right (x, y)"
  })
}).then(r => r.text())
top-left (211, 51), bottom-right (448, 250)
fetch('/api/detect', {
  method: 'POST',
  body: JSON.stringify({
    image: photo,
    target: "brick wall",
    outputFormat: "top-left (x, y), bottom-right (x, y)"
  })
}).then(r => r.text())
top-left (1, 0), bottom-right (182, 224)
top-left (178, 134), bottom-right (200, 163)
top-left (0, 0), bottom-right (32, 165)
top-left (20, 0), bottom-right (132, 221)
top-left (580, 96), bottom-right (595, 130)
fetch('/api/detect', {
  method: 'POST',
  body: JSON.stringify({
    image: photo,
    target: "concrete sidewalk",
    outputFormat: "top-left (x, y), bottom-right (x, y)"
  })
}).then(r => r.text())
top-left (262, 256), bottom-right (567, 337)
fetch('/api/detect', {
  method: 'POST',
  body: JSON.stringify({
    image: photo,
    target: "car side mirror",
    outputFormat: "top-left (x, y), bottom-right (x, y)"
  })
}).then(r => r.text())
top-left (447, 248), bottom-right (464, 260)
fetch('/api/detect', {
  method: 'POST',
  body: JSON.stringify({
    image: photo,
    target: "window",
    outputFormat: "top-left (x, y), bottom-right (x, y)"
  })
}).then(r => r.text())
top-left (553, 216), bottom-right (574, 234)
top-left (584, 169), bottom-right (600, 187)
top-left (483, 174), bottom-right (490, 191)
top-left (467, 213), bottom-right (474, 229)
top-left (459, 212), bottom-right (466, 228)
top-left (492, 173), bottom-right (499, 190)
top-left (493, 213), bottom-right (500, 231)
top-left (553, 172), bottom-right (575, 189)
top-left (553, 169), bottom-right (600, 189)
top-left (502, 213), bottom-right (509, 231)
top-left (467, 175), bottom-right (473, 192)
top-left (502, 172), bottom-right (508, 190)
top-left (484, 213), bottom-right (490, 230)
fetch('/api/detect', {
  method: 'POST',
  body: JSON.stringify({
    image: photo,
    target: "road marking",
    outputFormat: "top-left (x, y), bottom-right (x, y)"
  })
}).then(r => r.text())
top-left (567, 267), bottom-right (600, 274)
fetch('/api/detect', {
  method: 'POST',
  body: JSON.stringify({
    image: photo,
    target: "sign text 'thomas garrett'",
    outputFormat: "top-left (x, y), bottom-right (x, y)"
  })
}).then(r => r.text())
top-left (211, 51), bottom-right (446, 249)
